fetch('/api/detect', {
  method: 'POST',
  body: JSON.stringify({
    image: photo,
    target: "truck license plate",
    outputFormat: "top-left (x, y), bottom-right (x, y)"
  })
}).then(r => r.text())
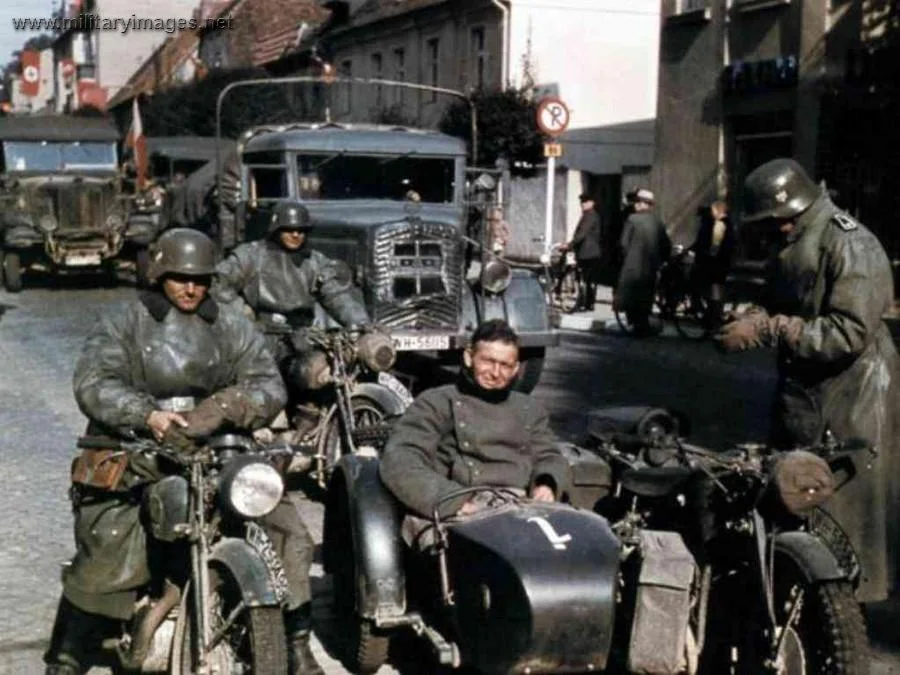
top-left (66, 253), bottom-right (102, 267)
top-left (392, 334), bottom-right (451, 351)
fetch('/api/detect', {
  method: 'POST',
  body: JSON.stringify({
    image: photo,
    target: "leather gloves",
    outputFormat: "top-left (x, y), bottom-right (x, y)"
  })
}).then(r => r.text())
top-left (182, 387), bottom-right (259, 438)
top-left (714, 309), bottom-right (804, 353)
top-left (772, 450), bottom-right (835, 516)
top-left (162, 425), bottom-right (201, 455)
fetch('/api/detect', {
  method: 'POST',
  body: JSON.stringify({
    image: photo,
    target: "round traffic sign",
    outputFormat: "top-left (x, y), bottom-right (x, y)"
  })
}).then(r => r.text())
top-left (536, 97), bottom-right (570, 137)
top-left (23, 65), bottom-right (39, 83)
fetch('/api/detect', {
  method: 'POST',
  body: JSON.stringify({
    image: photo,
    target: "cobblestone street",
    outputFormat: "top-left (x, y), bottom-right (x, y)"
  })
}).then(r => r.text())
top-left (1, 284), bottom-right (898, 673)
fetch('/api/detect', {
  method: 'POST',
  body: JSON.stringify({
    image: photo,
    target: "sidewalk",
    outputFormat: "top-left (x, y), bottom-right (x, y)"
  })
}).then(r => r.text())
top-left (555, 285), bottom-right (682, 337)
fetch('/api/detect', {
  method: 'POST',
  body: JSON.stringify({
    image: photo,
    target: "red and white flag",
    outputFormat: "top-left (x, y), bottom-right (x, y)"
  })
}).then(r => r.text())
top-left (125, 97), bottom-right (148, 189)
top-left (20, 50), bottom-right (41, 98)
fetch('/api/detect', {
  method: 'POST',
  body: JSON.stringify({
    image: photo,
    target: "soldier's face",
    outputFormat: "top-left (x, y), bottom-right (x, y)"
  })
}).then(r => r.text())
top-left (279, 229), bottom-right (307, 250)
top-left (162, 274), bottom-right (210, 313)
top-left (464, 340), bottom-right (520, 391)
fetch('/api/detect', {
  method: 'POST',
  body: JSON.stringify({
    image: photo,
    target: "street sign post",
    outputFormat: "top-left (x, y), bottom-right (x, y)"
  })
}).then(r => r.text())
top-left (536, 97), bottom-right (570, 256)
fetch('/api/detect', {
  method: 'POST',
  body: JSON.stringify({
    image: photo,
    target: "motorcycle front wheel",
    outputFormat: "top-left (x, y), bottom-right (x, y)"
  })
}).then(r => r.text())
top-left (172, 565), bottom-right (288, 674)
top-left (706, 555), bottom-right (868, 674)
top-left (319, 395), bottom-right (390, 469)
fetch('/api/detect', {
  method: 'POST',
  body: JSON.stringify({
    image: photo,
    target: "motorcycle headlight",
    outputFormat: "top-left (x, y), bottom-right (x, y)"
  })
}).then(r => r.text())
top-left (38, 214), bottom-right (58, 233)
top-left (356, 330), bottom-right (396, 372)
top-left (219, 458), bottom-right (284, 518)
top-left (481, 259), bottom-right (512, 295)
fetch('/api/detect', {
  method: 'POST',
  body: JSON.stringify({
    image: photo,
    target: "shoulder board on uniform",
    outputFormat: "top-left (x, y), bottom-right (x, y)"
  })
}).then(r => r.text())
top-left (831, 212), bottom-right (858, 232)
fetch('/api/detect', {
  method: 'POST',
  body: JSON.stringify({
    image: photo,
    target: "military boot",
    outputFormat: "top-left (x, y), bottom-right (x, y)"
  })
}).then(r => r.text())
top-left (44, 596), bottom-right (107, 675)
top-left (285, 605), bottom-right (325, 675)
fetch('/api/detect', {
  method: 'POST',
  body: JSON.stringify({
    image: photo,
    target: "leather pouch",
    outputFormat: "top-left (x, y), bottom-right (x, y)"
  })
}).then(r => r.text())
top-left (71, 449), bottom-right (129, 491)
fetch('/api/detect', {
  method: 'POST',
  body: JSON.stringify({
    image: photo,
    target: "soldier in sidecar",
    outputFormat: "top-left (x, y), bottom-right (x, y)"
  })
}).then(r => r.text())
top-left (323, 320), bottom-right (622, 674)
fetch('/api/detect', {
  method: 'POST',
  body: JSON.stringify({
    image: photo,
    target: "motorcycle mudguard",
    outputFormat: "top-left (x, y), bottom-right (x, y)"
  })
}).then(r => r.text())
top-left (208, 538), bottom-right (283, 607)
top-left (462, 269), bottom-right (558, 348)
top-left (773, 531), bottom-right (847, 583)
top-left (446, 502), bottom-right (620, 673)
top-left (324, 455), bottom-right (406, 620)
top-left (353, 379), bottom-right (411, 416)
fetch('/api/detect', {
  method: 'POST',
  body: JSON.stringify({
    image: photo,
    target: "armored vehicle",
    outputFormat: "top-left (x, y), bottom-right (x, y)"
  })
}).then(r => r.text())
top-left (0, 115), bottom-right (151, 291)
top-left (212, 77), bottom-right (558, 392)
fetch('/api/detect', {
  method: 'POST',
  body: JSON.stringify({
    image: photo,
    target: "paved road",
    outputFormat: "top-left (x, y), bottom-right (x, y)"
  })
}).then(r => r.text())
top-left (0, 284), bottom-right (898, 673)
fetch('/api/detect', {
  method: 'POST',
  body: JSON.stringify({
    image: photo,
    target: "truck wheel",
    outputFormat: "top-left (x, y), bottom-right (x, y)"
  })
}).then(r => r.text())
top-left (135, 248), bottom-right (151, 288)
top-left (514, 347), bottom-right (545, 393)
top-left (3, 251), bottom-right (23, 292)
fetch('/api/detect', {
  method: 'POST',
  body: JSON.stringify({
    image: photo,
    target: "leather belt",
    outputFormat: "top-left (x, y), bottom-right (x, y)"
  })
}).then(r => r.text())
top-left (156, 396), bottom-right (196, 412)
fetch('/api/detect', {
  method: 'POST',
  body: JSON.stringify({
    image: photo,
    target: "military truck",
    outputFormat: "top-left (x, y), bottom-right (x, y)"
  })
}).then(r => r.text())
top-left (0, 115), bottom-right (154, 290)
top-left (211, 77), bottom-right (558, 391)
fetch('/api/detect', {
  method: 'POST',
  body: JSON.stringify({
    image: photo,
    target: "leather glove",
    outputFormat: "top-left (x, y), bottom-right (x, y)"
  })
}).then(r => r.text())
top-left (715, 312), bottom-right (805, 353)
top-left (290, 327), bottom-right (313, 353)
top-left (162, 425), bottom-right (202, 455)
top-left (181, 396), bottom-right (227, 439)
top-left (772, 450), bottom-right (835, 516)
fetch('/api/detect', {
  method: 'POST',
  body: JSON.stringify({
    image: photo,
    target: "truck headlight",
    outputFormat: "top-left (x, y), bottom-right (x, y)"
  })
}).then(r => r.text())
top-left (219, 458), bottom-right (284, 518)
top-left (38, 214), bottom-right (58, 233)
top-left (481, 259), bottom-right (512, 294)
top-left (105, 213), bottom-right (125, 231)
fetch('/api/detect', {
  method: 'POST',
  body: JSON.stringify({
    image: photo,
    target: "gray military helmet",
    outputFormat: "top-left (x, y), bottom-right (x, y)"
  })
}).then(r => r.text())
top-left (146, 228), bottom-right (217, 283)
top-left (742, 158), bottom-right (821, 224)
top-left (268, 201), bottom-right (312, 235)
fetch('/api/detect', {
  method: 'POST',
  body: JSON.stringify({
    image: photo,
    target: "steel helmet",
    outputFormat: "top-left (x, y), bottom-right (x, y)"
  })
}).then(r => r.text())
top-left (146, 228), bottom-right (217, 283)
top-left (742, 158), bottom-right (821, 224)
top-left (268, 201), bottom-right (312, 235)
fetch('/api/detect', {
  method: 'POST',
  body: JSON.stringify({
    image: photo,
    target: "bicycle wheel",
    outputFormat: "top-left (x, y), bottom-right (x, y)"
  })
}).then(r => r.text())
top-left (672, 293), bottom-right (711, 340)
top-left (557, 268), bottom-right (580, 313)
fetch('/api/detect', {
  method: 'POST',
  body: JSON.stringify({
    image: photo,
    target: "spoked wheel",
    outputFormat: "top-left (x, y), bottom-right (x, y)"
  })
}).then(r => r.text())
top-left (555, 267), bottom-right (580, 313)
top-left (672, 293), bottom-right (711, 340)
top-left (318, 395), bottom-right (390, 471)
top-left (710, 555), bottom-right (869, 675)
top-left (175, 565), bottom-right (288, 674)
top-left (331, 488), bottom-right (391, 674)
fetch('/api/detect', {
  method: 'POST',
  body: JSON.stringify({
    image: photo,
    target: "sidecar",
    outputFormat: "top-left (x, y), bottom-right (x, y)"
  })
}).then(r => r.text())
top-left (324, 455), bottom-right (621, 674)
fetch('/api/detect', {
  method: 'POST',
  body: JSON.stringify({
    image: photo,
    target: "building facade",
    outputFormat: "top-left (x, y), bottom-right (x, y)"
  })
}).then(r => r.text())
top-left (654, 0), bottom-right (900, 262)
top-left (317, 0), bottom-right (660, 253)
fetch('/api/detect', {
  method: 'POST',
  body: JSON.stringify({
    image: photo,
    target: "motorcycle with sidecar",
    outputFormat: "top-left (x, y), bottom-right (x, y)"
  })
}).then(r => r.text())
top-left (323, 406), bottom-right (869, 674)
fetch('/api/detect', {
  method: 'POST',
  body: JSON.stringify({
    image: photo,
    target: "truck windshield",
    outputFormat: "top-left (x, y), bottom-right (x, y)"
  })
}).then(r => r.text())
top-left (296, 153), bottom-right (455, 203)
top-left (3, 141), bottom-right (117, 172)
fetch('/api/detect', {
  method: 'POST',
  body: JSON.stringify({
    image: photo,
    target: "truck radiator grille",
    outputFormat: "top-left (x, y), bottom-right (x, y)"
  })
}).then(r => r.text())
top-left (372, 221), bottom-right (462, 329)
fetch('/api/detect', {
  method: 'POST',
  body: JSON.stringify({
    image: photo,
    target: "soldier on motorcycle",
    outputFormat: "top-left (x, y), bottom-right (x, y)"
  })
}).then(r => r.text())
top-left (379, 319), bottom-right (571, 546)
top-left (714, 158), bottom-right (899, 602)
top-left (213, 201), bottom-right (377, 429)
top-left (44, 229), bottom-right (323, 675)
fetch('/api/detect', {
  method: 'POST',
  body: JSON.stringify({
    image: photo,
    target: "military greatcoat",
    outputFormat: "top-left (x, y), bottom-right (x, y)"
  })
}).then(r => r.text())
top-left (379, 375), bottom-right (571, 519)
top-left (764, 193), bottom-right (899, 602)
top-left (64, 291), bottom-right (288, 619)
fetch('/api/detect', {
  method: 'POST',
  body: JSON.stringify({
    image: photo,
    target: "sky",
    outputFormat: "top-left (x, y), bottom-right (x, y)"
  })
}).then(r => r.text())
top-left (0, 0), bottom-right (58, 67)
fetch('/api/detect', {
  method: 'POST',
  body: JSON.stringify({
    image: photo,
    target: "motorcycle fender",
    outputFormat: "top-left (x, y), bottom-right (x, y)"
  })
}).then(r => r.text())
top-left (773, 531), bottom-right (847, 583)
top-left (462, 270), bottom-right (559, 348)
top-left (324, 455), bottom-right (406, 620)
top-left (354, 379), bottom-right (411, 416)
top-left (208, 538), bottom-right (283, 608)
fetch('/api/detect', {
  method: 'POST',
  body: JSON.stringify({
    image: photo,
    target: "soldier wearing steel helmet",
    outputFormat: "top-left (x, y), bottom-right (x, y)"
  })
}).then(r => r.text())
top-left (714, 158), bottom-right (899, 602)
top-left (43, 229), bottom-right (321, 675)
top-left (214, 201), bottom-right (372, 387)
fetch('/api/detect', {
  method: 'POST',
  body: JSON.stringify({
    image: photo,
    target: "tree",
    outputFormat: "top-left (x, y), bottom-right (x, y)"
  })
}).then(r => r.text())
top-left (439, 88), bottom-right (543, 176)
top-left (140, 67), bottom-right (302, 138)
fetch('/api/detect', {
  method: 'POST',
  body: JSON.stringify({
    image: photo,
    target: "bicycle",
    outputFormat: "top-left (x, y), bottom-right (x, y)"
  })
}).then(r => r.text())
top-left (614, 246), bottom-right (717, 339)
top-left (545, 243), bottom-right (581, 314)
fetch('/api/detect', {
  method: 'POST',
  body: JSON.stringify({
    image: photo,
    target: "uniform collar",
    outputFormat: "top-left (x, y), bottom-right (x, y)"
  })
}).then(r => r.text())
top-left (455, 370), bottom-right (512, 403)
top-left (266, 238), bottom-right (312, 267)
top-left (139, 289), bottom-right (219, 323)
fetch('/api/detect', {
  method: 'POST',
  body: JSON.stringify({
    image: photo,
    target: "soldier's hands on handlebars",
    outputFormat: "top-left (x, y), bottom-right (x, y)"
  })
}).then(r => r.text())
top-left (146, 410), bottom-right (189, 442)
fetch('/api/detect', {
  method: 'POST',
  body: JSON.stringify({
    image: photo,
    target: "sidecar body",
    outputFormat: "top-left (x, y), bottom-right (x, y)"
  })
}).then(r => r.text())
top-left (324, 455), bottom-right (621, 674)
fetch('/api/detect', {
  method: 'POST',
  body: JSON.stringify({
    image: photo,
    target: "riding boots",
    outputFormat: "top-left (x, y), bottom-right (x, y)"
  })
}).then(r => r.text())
top-left (285, 604), bottom-right (325, 675)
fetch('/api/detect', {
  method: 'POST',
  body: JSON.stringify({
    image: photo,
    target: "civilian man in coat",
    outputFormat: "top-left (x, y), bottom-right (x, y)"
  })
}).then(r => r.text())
top-left (564, 194), bottom-right (603, 311)
top-left (691, 199), bottom-right (735, 328)
top-left (615, 189), bottom-right (672, 336)
top-left (715, 158), bottom-right (899, 602)
top-left (379, 319), bottom-right (570, 545)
